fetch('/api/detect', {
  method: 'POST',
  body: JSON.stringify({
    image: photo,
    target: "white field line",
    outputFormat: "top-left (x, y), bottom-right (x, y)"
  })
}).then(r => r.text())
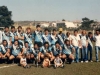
top-left (0, 64), bottom-right (17, 69)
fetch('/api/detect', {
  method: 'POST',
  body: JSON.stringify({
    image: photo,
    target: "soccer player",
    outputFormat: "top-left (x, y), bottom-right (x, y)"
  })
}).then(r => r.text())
top-left (62, 39), bottom-right (75, 64)
top-left (51, 41), bottom-right (64, 60)
top-left (10, 26), bottom-right (17, 44)
top-left (15, 26), bottom-right (24, 46)
top-left (33, 25), bottom-right (43, 47)
top-left (23, 42), bottom-right (34, 61)
top-left (57, 28), bottom-right (65, 47)
top-left (24, 27), bottom-right (34, 48)
top-left (38, 42), bottom-right (54, 62)
top-left (71, 30), bottom-right (81, 63)
top-left (51, 29), bottom-right (58, 46)
top-left (32, 43), bottom-right (40, 67)
top-left (0, 40), bottom-right (10, 59)
top-left (2, 26), bottom-right (11, 47)
top-left (42, 29), bottom-right (52, 46)
top-left (9, 40), bottom-right (23, 60)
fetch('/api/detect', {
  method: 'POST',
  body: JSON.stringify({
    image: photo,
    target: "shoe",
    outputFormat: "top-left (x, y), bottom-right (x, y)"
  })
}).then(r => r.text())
top-left (96, 60), bottom-right (99, 62)
top-left (61, 65), bottom-right (64, 69)
top-left (81, 61), bottom-right (83, 63)
top-left (85, 61), bottom-right (88, 63)
top-left (90, 60), bottom-right (93, 62)
top-left (76, 61), bottom-right (79, 63)
top-left (54, 66), bottom-right (56, 69)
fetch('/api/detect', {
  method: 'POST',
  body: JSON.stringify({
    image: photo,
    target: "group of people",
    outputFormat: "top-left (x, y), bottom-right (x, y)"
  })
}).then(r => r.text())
top-left (0, 25), bottom-right (100, 69)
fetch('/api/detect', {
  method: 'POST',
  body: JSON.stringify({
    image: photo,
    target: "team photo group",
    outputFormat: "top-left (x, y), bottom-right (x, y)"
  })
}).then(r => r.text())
top-left (0, 25), bottom-right (100, 69)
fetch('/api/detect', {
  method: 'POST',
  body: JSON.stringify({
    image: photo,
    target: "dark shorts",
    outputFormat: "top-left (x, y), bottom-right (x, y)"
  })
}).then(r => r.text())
top-left (66, 54), bottom-right (70, 58)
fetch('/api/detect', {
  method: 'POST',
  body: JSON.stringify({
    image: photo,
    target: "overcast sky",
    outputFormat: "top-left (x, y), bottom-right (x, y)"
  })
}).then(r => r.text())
top-left (0, 0), bottom-right (100, 21)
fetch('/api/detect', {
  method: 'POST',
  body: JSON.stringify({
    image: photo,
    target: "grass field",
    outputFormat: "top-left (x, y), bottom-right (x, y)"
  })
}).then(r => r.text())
top-left (0, 61), bottom-right (100, 75)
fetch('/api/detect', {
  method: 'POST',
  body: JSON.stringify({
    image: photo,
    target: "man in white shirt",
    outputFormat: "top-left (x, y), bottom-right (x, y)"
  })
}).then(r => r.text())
top-left (0, 31), bottom-right (2, 44)
top-left (94, 29), bottom-right (100, 62)
top-left (71, 30), bottom-right (81, 63)
top-left (80, 30), bottom-right (88, 63)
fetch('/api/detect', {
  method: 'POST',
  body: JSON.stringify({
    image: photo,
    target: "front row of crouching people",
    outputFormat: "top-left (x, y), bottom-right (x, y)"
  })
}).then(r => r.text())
top-left (0, 39), bottom-right (74, 69)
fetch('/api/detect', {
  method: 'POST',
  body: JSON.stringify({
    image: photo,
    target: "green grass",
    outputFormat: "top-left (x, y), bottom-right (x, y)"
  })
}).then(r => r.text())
top-left (0, 62), bottom-right (100, 75)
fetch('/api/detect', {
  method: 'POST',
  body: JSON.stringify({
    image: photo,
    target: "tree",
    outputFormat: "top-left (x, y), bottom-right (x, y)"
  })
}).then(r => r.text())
top-left (62, 19), bottom-right (66, 21)
top-left (0, 6), bottom-right (14, 27)
top-left (80, 17), bottom-right (94, 30)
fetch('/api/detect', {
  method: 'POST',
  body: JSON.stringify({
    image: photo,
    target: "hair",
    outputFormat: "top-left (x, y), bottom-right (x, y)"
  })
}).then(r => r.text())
top-left (3, 40), bottom-right (7, 43)
top-left (88, 32), bottom-right (92, 35)
top-left (14, 40), bottom-right (19, 45)
top-left (74, 30), bottom-right (78, 33)
top-left (18, 26), bottom-right (22, 29)
top-left (44, 28), bottom-right (49, 32)
top-left (5, 26), bottom-right (9, 29)
top-left (53, 29), bottom-right (56, 31)
top-left (36, 25), bottom-right (40, 28)
top-left (82, 30), bottom-right (87, 34)
top-left (55, 54), bottom-right (59, 57)
top-left (64, 39), bottom-right (69, 43)
top-left (66, 32), bottom-right (70, 36)
top-left (2, 40), bottom-right (8, 45)
top-left (34, 42), bottom-right (38, 46)
top-left (22, 53), bottom-right (26, 57)
top-left (11, 26), bottom-right (15, 29)
top-left (44, 42), bottom-right (49, 46)
top-left (26, 27), bottom-right (31, 30)
top-left (24, 41), bottom-right (29, 44)
top-left (55, 41), bottom-right (59, 45)
top-left (95, 29), bottom-right (100, 32)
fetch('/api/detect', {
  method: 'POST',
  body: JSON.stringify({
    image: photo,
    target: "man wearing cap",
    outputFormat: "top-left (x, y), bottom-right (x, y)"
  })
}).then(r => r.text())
top-left (57, 28), bottom-right (65, 47)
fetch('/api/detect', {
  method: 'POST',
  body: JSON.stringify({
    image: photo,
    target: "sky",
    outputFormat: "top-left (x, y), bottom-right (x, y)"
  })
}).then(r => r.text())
top-left (0, 0), bottom-right (100, 21)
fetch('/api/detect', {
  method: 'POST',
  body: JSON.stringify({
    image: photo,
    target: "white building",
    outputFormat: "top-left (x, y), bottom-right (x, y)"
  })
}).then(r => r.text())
top-left (51, 21), bottom-right (81, 28)
top-left (40, 23), bottom-right (50, 27)
top-left (65, 22), bottom-right (77, 28)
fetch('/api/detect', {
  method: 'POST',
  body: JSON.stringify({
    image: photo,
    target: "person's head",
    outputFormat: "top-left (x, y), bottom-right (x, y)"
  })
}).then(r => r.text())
top-left (4, 26), bottom-right (9, 32)
top-left (95, 29), bottom-right (100, 35)
top-left (2, 40), bottom-right (7, 46)
top-left (44, 28), bottom-right (49, 35)
top-left (56, 54), bottom-right (59, 59)
top-left (52, 29), bottom-right (57, 34)
top-left (66, 32), bottom-right (70, 37)
top-left (59, 28), bottom-right (63, 34)
top-left (88, 32), bottom-right (93, 37)
top-left (34, 43), bottom-right (39, 49)
top-left (14, 40), bottom-right (19, 45)
top-left (26, 27), bottom-right (31, 33)
top-left (64, 39), bottom-right (70, 45)
top-left (44, 42), bottom-right (49, 48)
top-left (36, 25), bottom-right (41, 31)
top-left (24, 41), bottom-right (29, 47)
top-left (74, 30), bottom-right (78, 36)
top-left (11, 26), bottom-right (15, 32)
top-left (55, 41), bottom-right (60, 47)
top-left (18, 26), bottom-right (22, 32)
top-left (22, 53), bottom-right (26, 58)
top-left (82, 30), bottom-right (86, 35)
